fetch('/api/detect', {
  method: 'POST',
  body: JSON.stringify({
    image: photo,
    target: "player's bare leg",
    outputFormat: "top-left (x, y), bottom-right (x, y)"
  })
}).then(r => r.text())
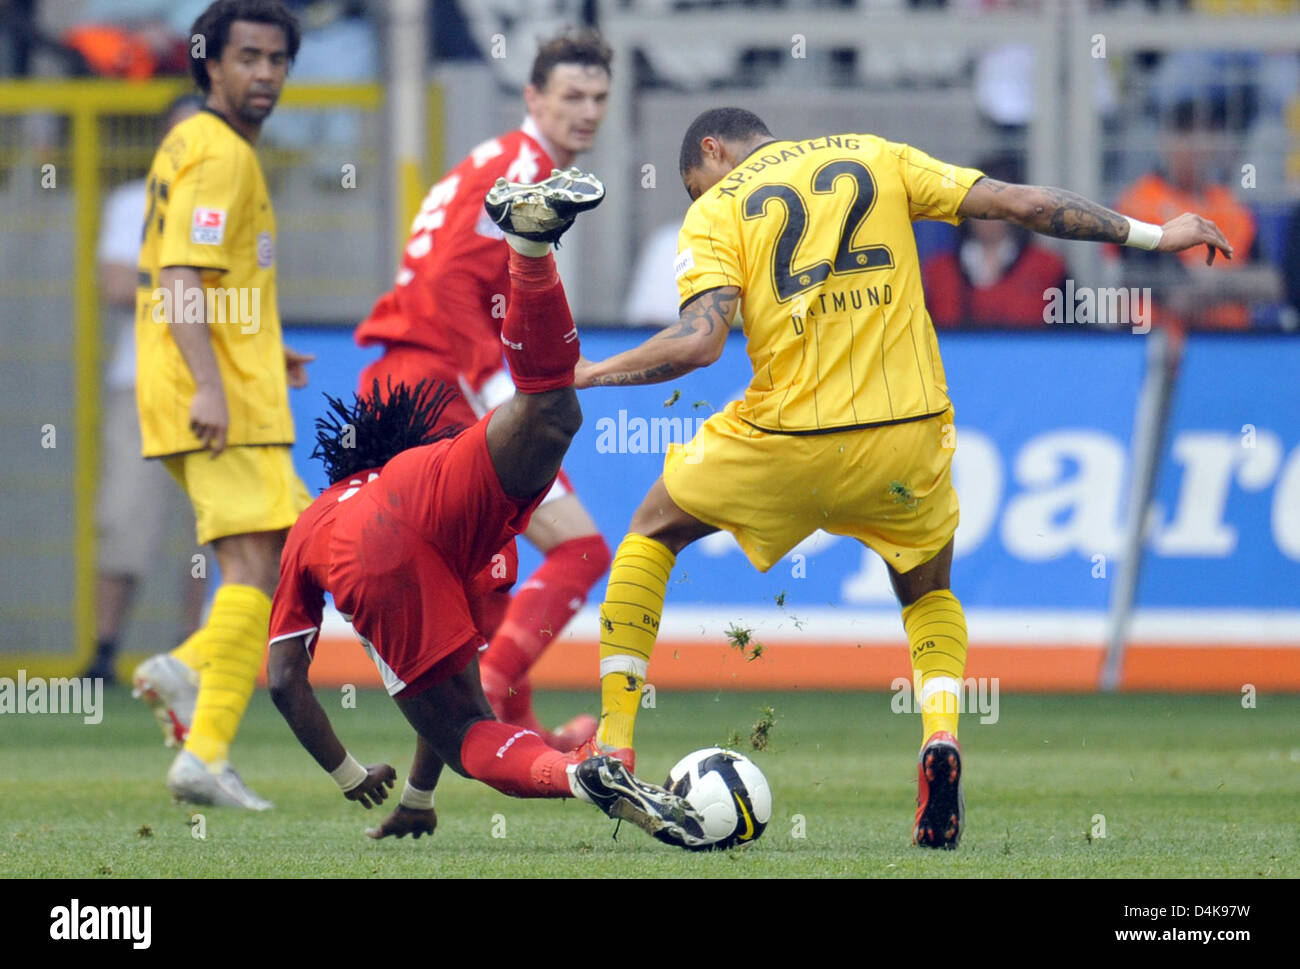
top-left (211, 529), bottom-right (285, 597)
top-left (886, 537), bottom-right (967, 849)
top-left (626, 476), bottom-right (720, 553)
top-left (887, 537), bottom-right (953, 607)
top-left (584, 476), bottom-right (717, 767)
top-left (391, 655), bottom-right (495, 779)
top-left (485, 388), bottom-right (581, 499)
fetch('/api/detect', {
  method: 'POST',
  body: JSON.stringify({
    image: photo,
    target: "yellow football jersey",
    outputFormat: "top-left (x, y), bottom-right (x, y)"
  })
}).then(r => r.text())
top-left (676, 134), bottom-right (983, 433)
top-left (135, 108), bottom-right (292, 457)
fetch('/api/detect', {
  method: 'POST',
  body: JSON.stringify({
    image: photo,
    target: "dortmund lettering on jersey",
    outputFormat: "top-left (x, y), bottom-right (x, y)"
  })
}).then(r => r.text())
top-left (135, 108), bottom-right (292, 457)
top-left (676, 134), bottom-right (983, 433)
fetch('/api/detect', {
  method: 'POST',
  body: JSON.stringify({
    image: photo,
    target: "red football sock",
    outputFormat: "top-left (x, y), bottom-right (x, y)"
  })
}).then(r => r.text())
top-left (485, 535), bottom-right (612, 685)
top-left (459, 720), bottom-right (572, 798)
top-left (501, 252), bottom-right (579, 393)
top-left (479, 664), bottom-right (547, 734)
top-left (497, 675), bottom-right (541, 730)
top-left (506, 248), bottom-right (559, 290)
top-left (482, 535), bottom-right (611, 730)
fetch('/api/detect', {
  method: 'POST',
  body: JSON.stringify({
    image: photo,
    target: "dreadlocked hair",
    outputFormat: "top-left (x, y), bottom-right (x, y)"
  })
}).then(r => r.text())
top-left (311, 378), bottom-right (465, 485)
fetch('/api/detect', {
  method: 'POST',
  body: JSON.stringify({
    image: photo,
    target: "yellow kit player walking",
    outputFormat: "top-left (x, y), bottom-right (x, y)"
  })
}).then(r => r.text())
top-left (575, 107), bottom-right (1232, 848)
top-left (132, 0), bottom-right (310, 809)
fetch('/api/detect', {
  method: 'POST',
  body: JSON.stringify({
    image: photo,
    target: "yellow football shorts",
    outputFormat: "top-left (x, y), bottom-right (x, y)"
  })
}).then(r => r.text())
top-left (663, 401), bottom-right (959, 575)
top-left (162, 445), bottom-right (311, 546)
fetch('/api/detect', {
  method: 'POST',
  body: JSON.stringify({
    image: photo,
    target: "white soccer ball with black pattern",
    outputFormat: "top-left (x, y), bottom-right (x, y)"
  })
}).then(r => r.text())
top-left (665, 747), bottom-right (772, 850)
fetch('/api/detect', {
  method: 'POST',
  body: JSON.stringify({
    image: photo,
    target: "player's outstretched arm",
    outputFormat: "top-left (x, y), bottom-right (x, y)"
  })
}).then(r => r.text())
top-left (267, 636), bottom-right (395, 808)
top-left (575, 286), bottom-right (738, 388)
top-left (957, 177), bottom-right (1234, 265)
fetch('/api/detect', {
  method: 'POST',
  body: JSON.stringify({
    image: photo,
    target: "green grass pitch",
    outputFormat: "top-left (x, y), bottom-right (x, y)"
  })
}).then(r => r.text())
top-left (3, 687), bottom-right (1297, 877)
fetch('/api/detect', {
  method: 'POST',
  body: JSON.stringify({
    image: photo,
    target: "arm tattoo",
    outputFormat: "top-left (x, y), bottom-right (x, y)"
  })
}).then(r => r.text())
top-left (1029, 186), bottom-right (1130, 243)
top-left (589, 361), bottom-right (689, 386)
top-left (587, 287), bottom-right (739, 387)
top-left (662, 289), bottom-right (733, 340)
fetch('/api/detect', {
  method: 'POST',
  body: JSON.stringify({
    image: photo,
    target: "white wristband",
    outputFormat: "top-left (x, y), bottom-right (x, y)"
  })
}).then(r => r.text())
top-left (329, 753), bottom-right (367, 792)
top-left (1124, 216), bottom-right (1163, 251)
top-left (400, 781), bottom-right (435, 810)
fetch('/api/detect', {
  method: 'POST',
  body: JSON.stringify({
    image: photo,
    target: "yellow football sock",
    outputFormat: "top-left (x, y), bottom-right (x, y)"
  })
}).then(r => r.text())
top-left (901, 589), bottom-right (968, 743)
top-left (596, 534), bottom-right (675, 750)
top-left (184, 584), bottom-right (271, 766)
top-left (170, 629), bottom-right (204, 672)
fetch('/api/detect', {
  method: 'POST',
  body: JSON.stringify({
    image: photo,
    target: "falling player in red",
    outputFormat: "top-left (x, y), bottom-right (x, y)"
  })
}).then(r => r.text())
top-left (352, 30), bottom-right (615, 750)
top-left (266, 175), bottom-right (705, 847)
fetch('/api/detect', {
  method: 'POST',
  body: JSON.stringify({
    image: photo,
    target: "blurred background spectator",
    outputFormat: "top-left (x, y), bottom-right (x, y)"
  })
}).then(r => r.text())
top-left (923, 154), bottom-right (1068, 328)
top-left (261, 0), bottom-right (379, 171)
top-left (1109, 98), bottom-right (1281, 329)
top-left (61, 0), bottom-right (203, 79)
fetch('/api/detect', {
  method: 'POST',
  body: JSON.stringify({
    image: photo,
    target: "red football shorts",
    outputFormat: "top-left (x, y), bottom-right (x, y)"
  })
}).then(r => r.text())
top-left (360, 342), bottom-right (516, 642)
top-left (326, 417), bottom-right (550, 695)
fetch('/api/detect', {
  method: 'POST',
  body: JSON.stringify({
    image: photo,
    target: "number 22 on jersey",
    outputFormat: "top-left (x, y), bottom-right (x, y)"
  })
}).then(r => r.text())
top-left (743, 159), bottom-right (894, 303)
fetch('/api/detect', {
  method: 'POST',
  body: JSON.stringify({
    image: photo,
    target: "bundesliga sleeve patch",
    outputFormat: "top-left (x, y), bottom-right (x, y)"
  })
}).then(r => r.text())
top-left (191, 207), bottom-right (226, 245)
top-left (674, 248), bottom-right (696, 279)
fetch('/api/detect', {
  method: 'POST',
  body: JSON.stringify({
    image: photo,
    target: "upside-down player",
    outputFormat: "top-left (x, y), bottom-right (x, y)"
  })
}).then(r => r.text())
top-left (265, 174), bottom-right (705, 848)
top-left (576, 108), bottom-right (1232, 848)
top-left (352, 30), bottom-right (616, 749)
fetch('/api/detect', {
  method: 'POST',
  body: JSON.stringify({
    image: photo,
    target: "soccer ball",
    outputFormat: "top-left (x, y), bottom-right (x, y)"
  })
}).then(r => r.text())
top-left (665, 747), bottom-right (772, 851)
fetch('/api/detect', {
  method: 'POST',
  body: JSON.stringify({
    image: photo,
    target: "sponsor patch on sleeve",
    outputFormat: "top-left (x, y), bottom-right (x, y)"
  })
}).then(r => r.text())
top-left (673, 248), bottom-right (695, 279)
top-left (191, 207), bottom-right (226, 246)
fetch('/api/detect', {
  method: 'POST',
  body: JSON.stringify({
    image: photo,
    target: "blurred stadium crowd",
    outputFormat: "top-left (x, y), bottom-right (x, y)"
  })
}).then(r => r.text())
top-left (2, 0), bottom-right (1298, 330)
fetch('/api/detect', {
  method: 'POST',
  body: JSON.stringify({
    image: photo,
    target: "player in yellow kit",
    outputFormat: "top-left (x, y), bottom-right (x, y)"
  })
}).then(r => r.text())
top-left (575, 107), bottom-right (1232, 848)
top-left (131, 0), bottom-right (310, 809)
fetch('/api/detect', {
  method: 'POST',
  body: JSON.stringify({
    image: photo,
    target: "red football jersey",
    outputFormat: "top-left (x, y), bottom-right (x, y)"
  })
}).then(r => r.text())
top-left (354, 122), bottom-right (555, 393)
top-left (267, 469), bottom-right (379, 656)
top-left (267, 419), bottom-right (548, 693)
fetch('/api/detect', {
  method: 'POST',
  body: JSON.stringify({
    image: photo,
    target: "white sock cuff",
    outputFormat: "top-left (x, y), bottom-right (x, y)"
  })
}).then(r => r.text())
top-left (505, 234), bottom-right (552, 257)
top-left (599, 655), bottom-right (648, 680)
top-left (918, 676), bottom-right (962, 703)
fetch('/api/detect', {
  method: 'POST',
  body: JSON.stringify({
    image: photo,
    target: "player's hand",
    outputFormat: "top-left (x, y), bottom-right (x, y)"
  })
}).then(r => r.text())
top-left (285, 346), bottom-right (315, 388)
top-left (1156, 213), bottom-right (1233, 266)
top-left (189, 383), bottom-right (229, 456)
top-left (573, 355), bottom-right (597, 389)
top-left (365, 804), bottom-right (437, 840)
top-left (344, 763), bottom-right (396, 809)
